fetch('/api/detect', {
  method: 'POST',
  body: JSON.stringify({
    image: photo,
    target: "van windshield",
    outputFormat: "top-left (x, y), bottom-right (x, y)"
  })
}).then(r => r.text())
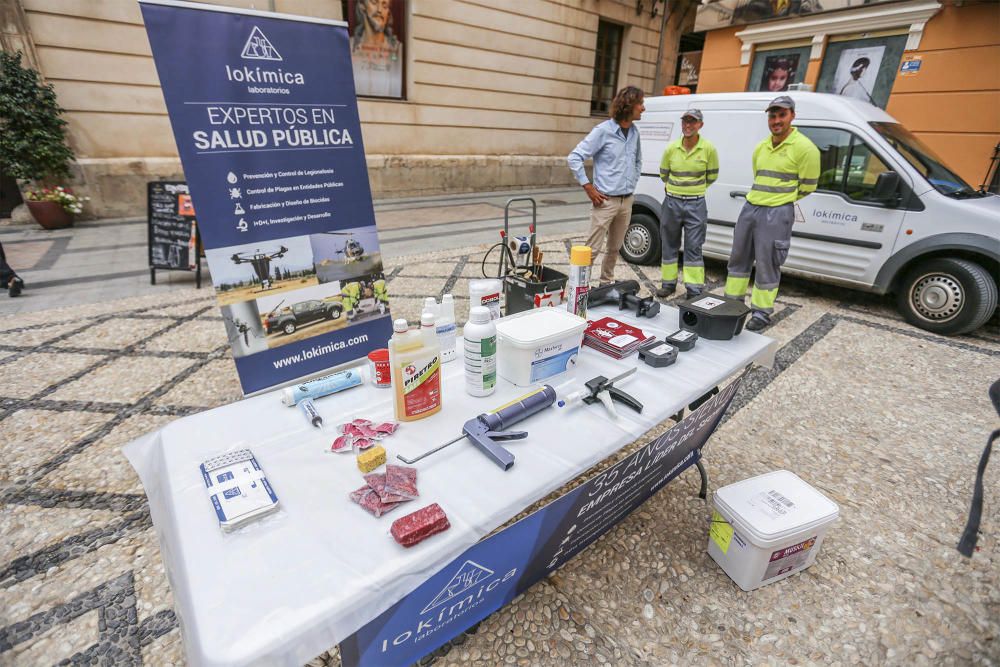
top-left (870, 122), bottom-right (982, 198)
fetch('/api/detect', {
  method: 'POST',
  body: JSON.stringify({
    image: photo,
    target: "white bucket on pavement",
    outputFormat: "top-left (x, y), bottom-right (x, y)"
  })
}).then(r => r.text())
top-left (708, 470), bottom-right (839, 591)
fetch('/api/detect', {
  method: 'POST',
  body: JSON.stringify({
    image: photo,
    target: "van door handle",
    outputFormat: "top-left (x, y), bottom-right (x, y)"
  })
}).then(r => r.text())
top-left (729, 191), bottom-right (748, 199)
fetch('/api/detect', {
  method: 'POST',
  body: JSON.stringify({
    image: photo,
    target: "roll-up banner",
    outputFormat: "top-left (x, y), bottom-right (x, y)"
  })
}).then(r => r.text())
top-left (140, 0), bottom-right (392, 395)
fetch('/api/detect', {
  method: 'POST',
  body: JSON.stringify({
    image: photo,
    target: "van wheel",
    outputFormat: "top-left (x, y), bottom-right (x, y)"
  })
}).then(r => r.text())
top-left (897, 258), bottom-right (998, 336)
top-left (619, 212), bottom-right (660, 266)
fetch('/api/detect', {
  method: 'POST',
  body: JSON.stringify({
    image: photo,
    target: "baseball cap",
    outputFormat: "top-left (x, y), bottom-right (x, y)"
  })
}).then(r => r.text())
top-left (766, 95), bottom-right (795, 112)
top-left (681, 108), bottom-right (703, 122)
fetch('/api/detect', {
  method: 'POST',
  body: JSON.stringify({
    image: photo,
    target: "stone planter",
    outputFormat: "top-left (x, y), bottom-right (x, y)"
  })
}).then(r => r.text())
top-left (26, 200), bottom-right (74, 229)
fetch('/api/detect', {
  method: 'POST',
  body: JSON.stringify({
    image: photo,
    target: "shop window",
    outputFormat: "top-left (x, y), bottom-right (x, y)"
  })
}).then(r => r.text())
top-left (798, 127), bottom-right (892, 203)
top-left (747, 45), bottom-right (810, 93)
top-left (591, 21), bottom-right (623, 116)
top-left (816, 34), bottom-right (906, 109)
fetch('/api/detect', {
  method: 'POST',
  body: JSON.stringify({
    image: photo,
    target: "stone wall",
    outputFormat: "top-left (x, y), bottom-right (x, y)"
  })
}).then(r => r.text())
top-left (6, 0), bottom-right (680, 218)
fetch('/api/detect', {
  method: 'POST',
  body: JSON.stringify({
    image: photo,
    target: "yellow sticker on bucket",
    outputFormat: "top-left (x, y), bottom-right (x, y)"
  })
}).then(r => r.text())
top-left (710, 511), bottom-right (734, 554)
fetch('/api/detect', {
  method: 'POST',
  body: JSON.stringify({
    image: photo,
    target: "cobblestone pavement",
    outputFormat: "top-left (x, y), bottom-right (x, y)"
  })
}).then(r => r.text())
top-left (1, 233), bottom-right (998, 666)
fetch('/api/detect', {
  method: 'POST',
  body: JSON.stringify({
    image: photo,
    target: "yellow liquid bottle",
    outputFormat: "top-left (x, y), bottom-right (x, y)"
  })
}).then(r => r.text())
top-left (389, 318), bottom-right (443, 422)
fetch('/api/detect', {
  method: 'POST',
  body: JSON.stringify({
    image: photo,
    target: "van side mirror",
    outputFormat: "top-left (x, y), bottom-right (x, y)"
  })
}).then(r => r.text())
top-left (872, 171), bottom-right (901, 206)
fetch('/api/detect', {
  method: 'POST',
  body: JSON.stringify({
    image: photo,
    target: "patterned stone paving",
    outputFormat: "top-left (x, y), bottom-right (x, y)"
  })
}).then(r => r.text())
top-left (0, 234), bottom-right (998, 666)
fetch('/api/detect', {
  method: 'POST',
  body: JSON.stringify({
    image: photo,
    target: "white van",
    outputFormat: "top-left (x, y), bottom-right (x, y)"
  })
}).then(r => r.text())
top-left (626, 92), bottom-right (999, 335)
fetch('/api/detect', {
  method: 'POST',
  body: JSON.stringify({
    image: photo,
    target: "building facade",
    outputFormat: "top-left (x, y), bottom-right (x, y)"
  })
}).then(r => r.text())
top-left (693, 0), bottom-right (1000, 189)
top-left (1, 0), bottom-right (694, 218)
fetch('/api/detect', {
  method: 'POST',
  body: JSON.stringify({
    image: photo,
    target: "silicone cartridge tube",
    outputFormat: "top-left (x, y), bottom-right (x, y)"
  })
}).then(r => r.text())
top-left (281, 369), bottom-right (362, 406)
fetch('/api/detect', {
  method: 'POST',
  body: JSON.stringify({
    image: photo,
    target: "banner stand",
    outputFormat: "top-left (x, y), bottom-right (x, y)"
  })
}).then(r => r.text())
top-left (141, 0), bottom-right (393, 396)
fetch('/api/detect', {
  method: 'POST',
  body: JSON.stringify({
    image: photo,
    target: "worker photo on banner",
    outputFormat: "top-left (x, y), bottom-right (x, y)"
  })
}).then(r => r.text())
top-left (220, 301), bottom-right (269, 358)
top-left (759, 54), bottom-right (800, 92)
top-left (348, 0), bottom-right (405, 98)
top-left (831, 46), bottom-right (885, 105)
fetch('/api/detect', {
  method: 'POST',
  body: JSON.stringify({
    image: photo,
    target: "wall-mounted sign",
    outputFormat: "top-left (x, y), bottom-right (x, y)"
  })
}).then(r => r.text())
top-left (678, 50), bottom-right (702, 87)
top-left (900, 55), bottom-right (923, 76)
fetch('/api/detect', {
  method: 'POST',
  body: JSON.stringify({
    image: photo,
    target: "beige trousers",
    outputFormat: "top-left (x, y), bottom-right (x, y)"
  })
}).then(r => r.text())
top-left (584, 194), bottom-right (633, 284)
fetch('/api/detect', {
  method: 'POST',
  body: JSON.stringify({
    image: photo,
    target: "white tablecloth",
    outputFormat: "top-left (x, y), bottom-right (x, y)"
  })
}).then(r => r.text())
top-left (124, 304), bottom-right (776, 666)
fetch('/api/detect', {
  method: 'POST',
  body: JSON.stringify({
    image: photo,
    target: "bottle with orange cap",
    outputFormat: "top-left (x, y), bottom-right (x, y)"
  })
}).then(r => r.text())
top-left (566, 245), bottom-right (592, 319)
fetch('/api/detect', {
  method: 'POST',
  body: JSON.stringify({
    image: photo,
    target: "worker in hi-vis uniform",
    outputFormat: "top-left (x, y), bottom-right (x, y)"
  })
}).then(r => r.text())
top-left (656, 108), bottom-right (719, 299)
top-left (724, 95), bottom-right (820, 332)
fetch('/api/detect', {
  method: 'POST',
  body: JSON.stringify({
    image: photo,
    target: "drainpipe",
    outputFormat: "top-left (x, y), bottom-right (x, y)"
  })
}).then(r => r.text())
top-left (652, 0), bottom-right (672, 94)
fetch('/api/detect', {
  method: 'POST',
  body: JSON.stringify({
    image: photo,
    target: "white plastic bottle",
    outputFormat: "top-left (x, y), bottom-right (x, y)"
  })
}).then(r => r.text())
top-left (469, 279), bottom-right (503, 320)
top-left (421, 310), bottom-right (437, 347)
top-left (463, 306), bottom-right (497, 397)
top-left (423, 297), bottom-right (439, 318)
top-left (437, 293), bottom-right (458, 363)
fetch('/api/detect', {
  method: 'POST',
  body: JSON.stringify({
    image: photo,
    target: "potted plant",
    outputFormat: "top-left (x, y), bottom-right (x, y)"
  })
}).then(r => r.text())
top-left (0, 51), bottom-right (80, 228)
top-left (22, 186), bottom-right (88, 229)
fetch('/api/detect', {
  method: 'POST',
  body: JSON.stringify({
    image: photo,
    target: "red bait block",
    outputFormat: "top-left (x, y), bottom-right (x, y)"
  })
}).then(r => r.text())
top-left (391, 503), bottom-right (450, 547)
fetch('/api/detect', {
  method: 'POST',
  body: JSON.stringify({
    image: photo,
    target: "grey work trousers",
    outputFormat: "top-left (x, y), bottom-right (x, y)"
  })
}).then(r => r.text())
top-left (725, 202), bottom-right (793, 314)
top-left (660, 195), bottom-right (707, 292)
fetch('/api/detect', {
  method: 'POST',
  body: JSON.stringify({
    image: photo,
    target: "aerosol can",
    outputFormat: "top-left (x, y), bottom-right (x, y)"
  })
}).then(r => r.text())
top-left (566, 245), bottom-right (592, 319)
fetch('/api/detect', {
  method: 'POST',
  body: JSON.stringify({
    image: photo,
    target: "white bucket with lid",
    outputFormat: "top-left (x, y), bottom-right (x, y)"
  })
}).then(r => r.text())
top-left (495, 308), bottom-right (586, 386)
top-left (708, 470), bottom-right (839, 591)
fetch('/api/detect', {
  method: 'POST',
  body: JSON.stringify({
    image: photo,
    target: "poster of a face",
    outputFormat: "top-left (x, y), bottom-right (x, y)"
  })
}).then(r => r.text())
top-left (349, 0), bottom-right (405, 98)
top-left (759, 54), bottom-right (800, 92)
top-left (832, 46), bottom-right (885, 105)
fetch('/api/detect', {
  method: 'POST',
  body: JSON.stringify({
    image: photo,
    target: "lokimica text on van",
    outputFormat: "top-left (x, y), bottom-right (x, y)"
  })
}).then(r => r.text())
top-left (625, 92), bottom-right (999, 336)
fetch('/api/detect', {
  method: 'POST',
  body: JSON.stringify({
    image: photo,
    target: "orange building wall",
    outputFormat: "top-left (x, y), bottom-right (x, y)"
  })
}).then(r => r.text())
top-left (696, 4), bottom-right (1000, 187)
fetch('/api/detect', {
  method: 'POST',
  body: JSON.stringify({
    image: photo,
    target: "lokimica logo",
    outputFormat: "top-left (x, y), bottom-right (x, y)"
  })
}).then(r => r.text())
top-left (379, 559), bottom-right (518, 653)
top-left (421, 560), bottom-right (494, 614)
top-left (241, 26), bottom-right (282, 61)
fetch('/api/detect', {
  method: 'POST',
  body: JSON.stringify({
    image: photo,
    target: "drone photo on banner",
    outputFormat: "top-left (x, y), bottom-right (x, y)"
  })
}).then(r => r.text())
top-left (206, 236), bottom-right (318, 307)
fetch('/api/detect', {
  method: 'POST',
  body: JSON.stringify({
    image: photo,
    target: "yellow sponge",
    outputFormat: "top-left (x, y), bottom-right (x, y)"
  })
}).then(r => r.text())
top-left (357, 445), bottom-right (386, 473)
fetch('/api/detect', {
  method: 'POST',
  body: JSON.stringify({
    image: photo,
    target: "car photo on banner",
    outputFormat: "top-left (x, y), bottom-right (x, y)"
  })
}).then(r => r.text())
top-left (255, 280), bottom-right (347, 349)
top-left (205, 235), bottom-right (318, 307)
top-left (310, 225), bottom-right (384, 284)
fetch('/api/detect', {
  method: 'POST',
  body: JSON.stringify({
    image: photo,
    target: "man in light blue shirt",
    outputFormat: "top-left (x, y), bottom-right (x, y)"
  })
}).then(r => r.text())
top-left (567, 85), bottom-right (644, 284)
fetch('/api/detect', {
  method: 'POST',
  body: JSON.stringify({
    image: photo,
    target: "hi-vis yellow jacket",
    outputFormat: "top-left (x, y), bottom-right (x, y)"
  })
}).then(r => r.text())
top-left (658, 136), bottom-right (719, 196)
top-left (747, 127), bottom-right (820, 207)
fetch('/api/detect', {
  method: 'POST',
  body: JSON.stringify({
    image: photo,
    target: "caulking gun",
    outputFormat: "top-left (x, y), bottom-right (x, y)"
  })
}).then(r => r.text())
top-left (397, 385), bottom-right (557, 470)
